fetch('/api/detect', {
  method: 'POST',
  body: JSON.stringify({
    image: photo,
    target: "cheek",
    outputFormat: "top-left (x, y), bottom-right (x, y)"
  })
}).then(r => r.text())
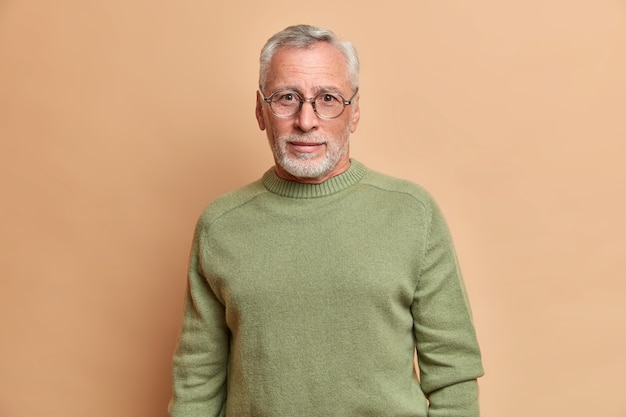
top-left (333, 118), bottom-right (354, 137)
top-left (267, 117), bottom-right (294, 137)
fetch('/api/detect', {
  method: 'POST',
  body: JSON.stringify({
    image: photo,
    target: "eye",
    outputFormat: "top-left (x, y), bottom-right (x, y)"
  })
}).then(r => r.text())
top-left (317, 93), bottom-right (342, 105)
top-left (274, 92), bottom-right (299, 103)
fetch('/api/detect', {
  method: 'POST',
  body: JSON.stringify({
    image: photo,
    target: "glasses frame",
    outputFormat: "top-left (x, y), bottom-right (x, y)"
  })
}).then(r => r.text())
top-left (259, 86), bottom-right (359, 120)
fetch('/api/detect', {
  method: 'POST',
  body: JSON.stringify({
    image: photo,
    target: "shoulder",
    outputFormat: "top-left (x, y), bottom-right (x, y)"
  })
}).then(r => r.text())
top-left (358, 162), bottom-right (438, 211)
top-left (196, 178), bottom-right (267, 229)
top-left (358, 163), bottom-right (455, 240)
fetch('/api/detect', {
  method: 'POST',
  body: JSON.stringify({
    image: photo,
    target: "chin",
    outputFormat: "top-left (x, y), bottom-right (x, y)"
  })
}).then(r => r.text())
top-left (281, 157), bottom-right (334, 180)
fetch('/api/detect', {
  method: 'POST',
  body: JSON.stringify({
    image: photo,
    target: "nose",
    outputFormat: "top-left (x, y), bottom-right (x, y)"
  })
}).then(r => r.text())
top-left (294, 99), bottom-right (319, 132)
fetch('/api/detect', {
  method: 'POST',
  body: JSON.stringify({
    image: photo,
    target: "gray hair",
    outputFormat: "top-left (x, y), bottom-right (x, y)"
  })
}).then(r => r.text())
top-left (259, 24), bottom-right (360, 92)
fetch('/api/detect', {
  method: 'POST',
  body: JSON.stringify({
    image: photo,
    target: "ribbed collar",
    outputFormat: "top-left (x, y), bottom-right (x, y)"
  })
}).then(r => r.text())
top-left (262, 159), bottom-right (367, 198)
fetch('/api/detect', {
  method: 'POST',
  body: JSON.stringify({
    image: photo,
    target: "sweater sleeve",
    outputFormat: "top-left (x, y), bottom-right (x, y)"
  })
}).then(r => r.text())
top-left (169, 220), bottom-right (229, 417)
top-left (411, 197), bottom-right (484, 417)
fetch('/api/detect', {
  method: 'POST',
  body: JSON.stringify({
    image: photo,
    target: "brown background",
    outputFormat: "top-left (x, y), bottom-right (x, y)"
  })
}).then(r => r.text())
top-left (1, 1), bottom-right (625, 416)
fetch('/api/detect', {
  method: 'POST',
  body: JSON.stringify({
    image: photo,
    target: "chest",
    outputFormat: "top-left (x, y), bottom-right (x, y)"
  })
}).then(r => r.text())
top-left (201, 202), bottom-right (427, 328)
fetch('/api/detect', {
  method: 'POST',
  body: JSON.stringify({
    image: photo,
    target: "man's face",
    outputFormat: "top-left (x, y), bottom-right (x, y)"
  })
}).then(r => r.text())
top-left (255, 42), bottom-right (360, 184)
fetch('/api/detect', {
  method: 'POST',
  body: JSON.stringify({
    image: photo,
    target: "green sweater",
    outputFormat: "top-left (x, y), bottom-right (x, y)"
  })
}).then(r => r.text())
top-left (170, 159), bottom-right (484, 417)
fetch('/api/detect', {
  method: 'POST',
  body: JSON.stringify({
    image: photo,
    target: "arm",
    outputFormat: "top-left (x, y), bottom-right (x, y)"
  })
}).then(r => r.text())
top-left (412, 198), bottom-right (484, 417)
top-left (169, 221), bottom-right (229, 417)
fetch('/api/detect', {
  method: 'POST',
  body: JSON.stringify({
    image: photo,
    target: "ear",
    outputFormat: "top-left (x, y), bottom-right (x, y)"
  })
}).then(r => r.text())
top-left (256, 91), bottom-right (266, 131)
top-left (348, 93), bottom-right (360, 133)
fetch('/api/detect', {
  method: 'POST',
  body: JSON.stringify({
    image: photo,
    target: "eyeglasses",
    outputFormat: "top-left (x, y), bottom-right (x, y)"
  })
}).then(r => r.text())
top-left (259, 86), bottom-right (358, 119)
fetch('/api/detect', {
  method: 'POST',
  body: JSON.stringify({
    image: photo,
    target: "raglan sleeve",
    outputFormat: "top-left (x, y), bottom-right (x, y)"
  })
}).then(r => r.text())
top-left (168, 217), bottom-right (229, 417)
top-left (411, 196), bottom-right (484, 417)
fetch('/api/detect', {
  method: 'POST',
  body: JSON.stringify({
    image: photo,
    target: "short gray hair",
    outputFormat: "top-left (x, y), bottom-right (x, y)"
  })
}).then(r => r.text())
top-left (259, 24), bottom-right (360, 92)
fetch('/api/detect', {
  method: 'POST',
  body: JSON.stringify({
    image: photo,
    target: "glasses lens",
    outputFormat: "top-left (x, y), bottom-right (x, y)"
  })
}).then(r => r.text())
top-left (314, 93), bottom-right (345, 118)
top-left (270, 91), bottom-right (301, 117)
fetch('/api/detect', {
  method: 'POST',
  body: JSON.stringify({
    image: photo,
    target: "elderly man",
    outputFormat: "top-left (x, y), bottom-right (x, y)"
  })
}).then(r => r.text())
top-left (169, 24), bottom-right (484, 417)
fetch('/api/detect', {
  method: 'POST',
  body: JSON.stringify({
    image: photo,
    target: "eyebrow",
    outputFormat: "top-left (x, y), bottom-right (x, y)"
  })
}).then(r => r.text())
top-left (276, 85), bottom-right (343, 96)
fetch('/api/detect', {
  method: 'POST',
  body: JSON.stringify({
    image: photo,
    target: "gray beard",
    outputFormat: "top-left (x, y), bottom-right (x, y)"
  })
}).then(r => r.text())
top-left (271, 133), bottom-right (350, 179)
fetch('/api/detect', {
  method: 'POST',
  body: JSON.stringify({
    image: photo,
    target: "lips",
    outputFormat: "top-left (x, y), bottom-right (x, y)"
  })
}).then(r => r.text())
top-left (288, 142), bottom-right (325, 153)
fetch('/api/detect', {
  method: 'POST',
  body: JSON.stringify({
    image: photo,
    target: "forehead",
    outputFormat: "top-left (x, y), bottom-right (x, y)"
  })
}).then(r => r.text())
top-left (266, 42), bottom-right (350, 92)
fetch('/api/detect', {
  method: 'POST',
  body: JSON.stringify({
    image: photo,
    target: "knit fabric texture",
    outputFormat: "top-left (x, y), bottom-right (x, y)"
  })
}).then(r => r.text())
top-left (169, 159), bottom-right (484, 417)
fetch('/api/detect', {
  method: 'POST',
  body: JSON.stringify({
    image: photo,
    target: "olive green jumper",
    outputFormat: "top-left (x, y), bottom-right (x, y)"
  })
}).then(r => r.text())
top-left (170, 159), bottom-right (484, 417)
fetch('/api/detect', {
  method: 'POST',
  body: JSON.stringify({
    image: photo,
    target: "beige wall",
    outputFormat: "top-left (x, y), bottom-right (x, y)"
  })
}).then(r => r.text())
top-left (1, 1), bottom-right (625, 416)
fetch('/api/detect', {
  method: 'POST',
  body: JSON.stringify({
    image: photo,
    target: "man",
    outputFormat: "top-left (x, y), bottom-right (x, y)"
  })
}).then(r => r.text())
top-left (169, 24), bottom-right (484, 417)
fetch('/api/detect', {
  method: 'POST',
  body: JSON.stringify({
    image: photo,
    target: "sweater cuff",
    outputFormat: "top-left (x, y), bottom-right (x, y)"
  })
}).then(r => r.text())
top-left (427, 379), bottom-right (481, 417)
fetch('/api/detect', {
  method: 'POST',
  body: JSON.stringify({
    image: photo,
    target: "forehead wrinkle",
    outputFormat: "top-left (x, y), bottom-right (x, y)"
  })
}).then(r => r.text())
top-left (268, 67), bottom-right (338, 84)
